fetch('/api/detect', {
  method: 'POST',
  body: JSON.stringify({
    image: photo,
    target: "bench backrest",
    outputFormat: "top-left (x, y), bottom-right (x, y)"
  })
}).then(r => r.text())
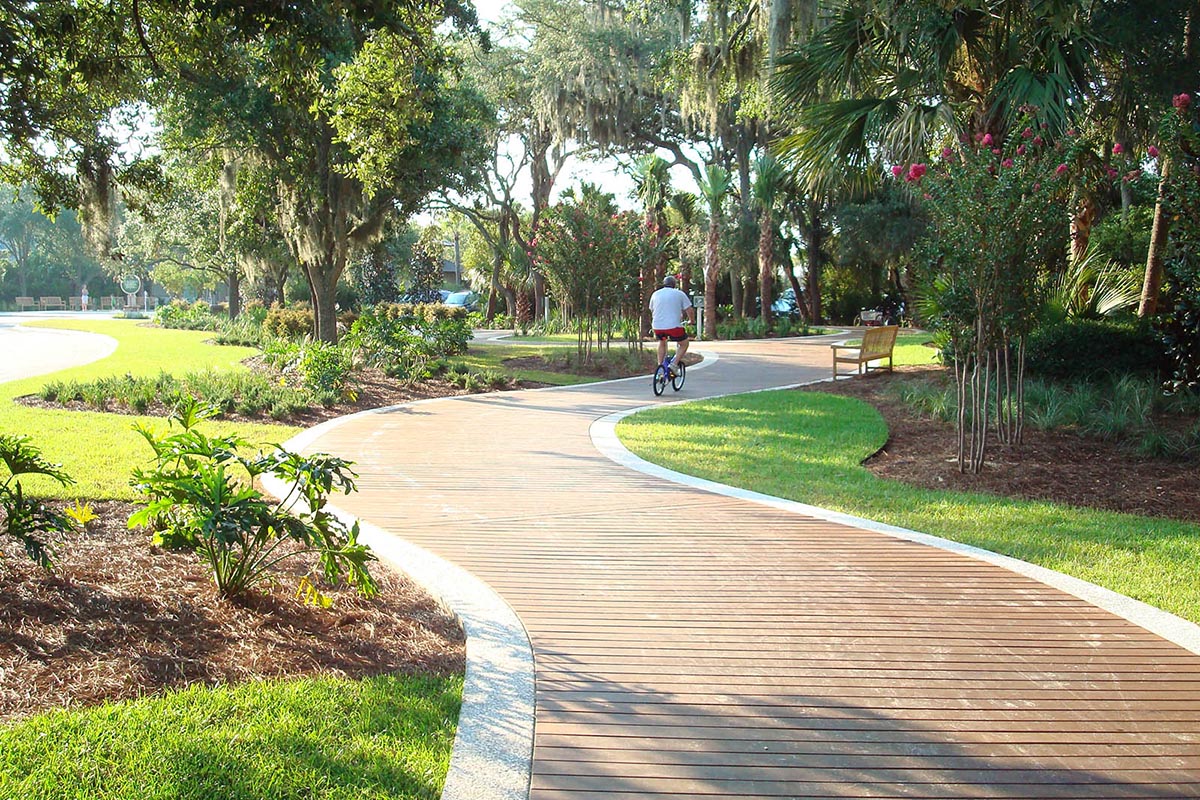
top-left (861, 325), bottom-right (899, 357)
top-left (16, 296), bottom-right (34, 304)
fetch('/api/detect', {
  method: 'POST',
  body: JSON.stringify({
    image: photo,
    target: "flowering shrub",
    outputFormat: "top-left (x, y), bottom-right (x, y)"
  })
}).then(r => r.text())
top-left (529, 198), bottom-right (651, 358)
top-left (1153, 92), bottom-right (1200, 394)
top-left (902, 116), bottom-right (1074, 471)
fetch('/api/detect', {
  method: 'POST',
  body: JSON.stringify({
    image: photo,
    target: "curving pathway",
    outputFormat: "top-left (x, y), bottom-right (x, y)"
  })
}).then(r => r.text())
top-left (0, 317), bottom-right (119, 385)
top-left (282, 335), bottom-right (1200, 799)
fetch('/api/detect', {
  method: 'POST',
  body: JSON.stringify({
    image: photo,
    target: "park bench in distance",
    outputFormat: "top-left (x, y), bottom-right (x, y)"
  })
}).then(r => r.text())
top-left (38, 296), bottom-right (66, 311)
top-left (831, 325), bottom-right (899, 378)
top-left (15, 296), bottom-right (36, 311)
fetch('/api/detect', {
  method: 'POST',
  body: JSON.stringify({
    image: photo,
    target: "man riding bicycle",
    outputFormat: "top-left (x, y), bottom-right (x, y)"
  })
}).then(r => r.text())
top-left (649, 275), bottom-right (694, 376)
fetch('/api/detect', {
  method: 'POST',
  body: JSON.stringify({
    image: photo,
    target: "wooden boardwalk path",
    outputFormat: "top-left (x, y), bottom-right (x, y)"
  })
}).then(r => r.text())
top-left (295, 337), bottom-right (1200, 799)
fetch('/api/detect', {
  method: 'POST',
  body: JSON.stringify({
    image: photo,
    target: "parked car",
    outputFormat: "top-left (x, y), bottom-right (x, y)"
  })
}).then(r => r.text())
top-left (397, 289), bottom-right (450, 304)
top-left (771, 288), bottom-right (802, 320)
top-left (443, 290), bottom-right (479, 313)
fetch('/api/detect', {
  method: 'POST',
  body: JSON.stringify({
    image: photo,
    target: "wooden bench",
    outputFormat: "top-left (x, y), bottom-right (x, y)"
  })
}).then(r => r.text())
top-left (15, 296), bottom-right (36, 311)
top-left (38, 296), bottom-right (65, 311)
top-left (831, 325), bottom-right (899, 378)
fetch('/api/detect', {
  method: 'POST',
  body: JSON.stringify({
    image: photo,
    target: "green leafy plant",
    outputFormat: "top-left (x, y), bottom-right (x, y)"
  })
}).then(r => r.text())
top-left (0, 434), bottom-right (77, 569)
top-left (129, 398), bottom-right (378, 600)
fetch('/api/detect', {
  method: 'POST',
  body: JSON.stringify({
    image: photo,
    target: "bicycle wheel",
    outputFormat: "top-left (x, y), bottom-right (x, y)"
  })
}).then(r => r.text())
top-left (652, 364), bottom-right (669, 396)
top-left (671, 361), bottom-right (686, 391)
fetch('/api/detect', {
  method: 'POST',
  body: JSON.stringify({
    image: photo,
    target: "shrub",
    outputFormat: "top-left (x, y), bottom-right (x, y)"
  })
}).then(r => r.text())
top-left (129, 399), bottom-right (378, 600)
top-left (0, 434), bottom-right (77, 569)
top-left (297, 340), bottom-right (357, 398)
top-left (1025, 318), bottom-right (1166, 381)
top-left (212, 316), bottom-right (265, 347)
top-left (155, 300), bottom-right (217, 331)
top-left (263, 307), bottom-right (314, 339)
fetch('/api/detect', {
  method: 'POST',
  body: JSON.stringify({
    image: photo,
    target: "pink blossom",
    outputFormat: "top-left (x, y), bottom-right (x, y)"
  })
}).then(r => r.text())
top-left (1149, 145), bottom-right (1160, 158)
top-left (907, 163), bottom-right (927, 181)
top-left (982, 133), bottom-right (994, 146)
top-left (941, 146), bottom-right (954, 160)
top-left (891, 165), bottom-right (904, 178)
top-left (1106, 166), bottom-right (1119, 179)
top-left (1067, 128), bottom-right (1077, 137)
top-left (992, 148), bottom-right (1002, 156)
top-left (1033, 183), bottom-right (1041, 191)
top-left (1112, 142), bottom-right (1124, 154)
top-left (1016, 144), bottom-right (1027, 156)
top-left (1033, 135), bottom-right (1044, 147)
top-left (1174, 93), bottom-right (1192, 111)
top-left (1022, 127), bottom-right (1034, 139)
top-left (1001, 158), bottom-right (1014, 168)
top-left (1055, 163), bottom-right (1068, 176)
top-left (923, 193), bottom-right (932, 200)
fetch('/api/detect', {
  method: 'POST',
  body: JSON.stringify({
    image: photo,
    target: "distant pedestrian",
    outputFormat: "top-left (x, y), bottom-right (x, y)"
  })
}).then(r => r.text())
top-left (80, 284), bottom-right (89, 311)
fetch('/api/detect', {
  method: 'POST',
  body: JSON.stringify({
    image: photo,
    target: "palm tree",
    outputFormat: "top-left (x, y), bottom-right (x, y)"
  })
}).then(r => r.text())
top-left (633, 154), bottom-right (672, 336)
top-left (752, 154), bottom-right (784, 327)
top-left (668, 191), bottom-right (701, 295)
top-left (772, 1), bottom-right (1101, 191)
top-left (698, 164), bottom-right (732, 340)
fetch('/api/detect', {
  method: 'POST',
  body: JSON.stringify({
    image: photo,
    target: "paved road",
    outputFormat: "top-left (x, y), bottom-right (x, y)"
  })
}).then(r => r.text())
top-left (280, 335), bottom-right (1200, 800)
top-left (0, 314), bottom-right (118, 385)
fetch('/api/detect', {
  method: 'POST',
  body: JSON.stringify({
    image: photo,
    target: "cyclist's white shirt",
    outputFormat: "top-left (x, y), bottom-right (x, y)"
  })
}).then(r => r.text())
top-left (649, 287), bottom-right (692, 330)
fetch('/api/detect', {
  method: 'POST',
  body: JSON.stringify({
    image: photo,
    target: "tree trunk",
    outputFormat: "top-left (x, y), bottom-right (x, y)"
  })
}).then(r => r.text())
top-left (305, 262), bottom-right (340, 343)
top-left (759, 209), bottom-right (773, 327)
top-left (227, 269), bottom-right (241, 319)
top-left (1071, 195), bottom-right (1097, 263)
top-left (704, 222), bottom-right (720, 340)
top-left (1139, 156), bottom-right (1172, 318)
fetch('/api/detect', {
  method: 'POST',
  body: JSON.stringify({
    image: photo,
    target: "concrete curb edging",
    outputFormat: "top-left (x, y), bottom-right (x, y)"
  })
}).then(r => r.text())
top-left (590, 402), bottom-right (1200, 658)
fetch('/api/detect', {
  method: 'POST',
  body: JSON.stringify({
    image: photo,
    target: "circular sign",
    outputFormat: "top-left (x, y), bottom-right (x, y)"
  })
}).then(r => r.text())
top-left (120, 274), bottom-right (141, 295)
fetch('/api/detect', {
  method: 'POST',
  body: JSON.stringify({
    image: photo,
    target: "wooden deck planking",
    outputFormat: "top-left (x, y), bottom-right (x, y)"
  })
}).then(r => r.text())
top-left (306, 340), bottom-right (1200, 798)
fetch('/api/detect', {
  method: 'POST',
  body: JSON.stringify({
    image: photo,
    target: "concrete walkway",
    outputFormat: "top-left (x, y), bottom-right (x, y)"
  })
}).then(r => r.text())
top-left (0, 315), bottom-right (118, 384)
top-left (283, 335), bottom-right (1200, 799)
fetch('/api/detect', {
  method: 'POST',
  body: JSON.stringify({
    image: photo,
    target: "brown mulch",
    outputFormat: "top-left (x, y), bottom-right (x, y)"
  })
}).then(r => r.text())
top-left (803, 366), bottom-right (1200, 523)
top-left (0, 501), bottom-right (465, 723)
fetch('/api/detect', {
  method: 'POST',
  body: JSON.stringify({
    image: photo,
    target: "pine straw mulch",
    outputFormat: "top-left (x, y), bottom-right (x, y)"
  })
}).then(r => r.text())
top-left (0, 500), bottom-right (465, 724)
top-left (802, 365), bottom-right (1200, 523)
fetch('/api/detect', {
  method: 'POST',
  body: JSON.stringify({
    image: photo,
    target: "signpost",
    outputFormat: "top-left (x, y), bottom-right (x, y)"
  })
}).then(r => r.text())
top-left (120, 274), bottom-right (142, 310)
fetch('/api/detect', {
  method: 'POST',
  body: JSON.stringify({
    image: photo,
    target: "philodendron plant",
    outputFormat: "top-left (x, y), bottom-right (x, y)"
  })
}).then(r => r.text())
top-left (0, 434), bottom-right (77, 569)
top-left (130, 397), bottom-right (377, 601)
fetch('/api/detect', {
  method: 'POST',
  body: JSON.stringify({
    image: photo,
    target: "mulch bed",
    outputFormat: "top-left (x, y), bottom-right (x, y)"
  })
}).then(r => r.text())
top-left (802, 366), bottom-right (1200, 523)
top-left (0, 501), bottom-right (465, 723)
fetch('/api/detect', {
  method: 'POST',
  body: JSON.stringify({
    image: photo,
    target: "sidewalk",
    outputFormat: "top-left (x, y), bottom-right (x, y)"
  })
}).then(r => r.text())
top-left (278, 336), bottom-right (1200, 798)
top-left (0, 316), bottom-right (118, 384)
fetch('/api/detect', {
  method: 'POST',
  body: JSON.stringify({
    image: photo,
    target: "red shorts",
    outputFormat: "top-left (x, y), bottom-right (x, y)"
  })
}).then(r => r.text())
top-left (653, 327), bottom-right (688, 342)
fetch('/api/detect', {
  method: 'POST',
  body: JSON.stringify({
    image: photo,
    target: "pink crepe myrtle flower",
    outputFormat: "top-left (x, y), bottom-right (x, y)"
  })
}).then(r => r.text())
top-left (1033, 135), bottom-right (1044, 147)
top-left (941, 146), bottom-right (955, 160)
top-left (982, 133), bottom-right (994, 146)
top-left (1112, 142), bottom-right (1124, 154)
top-left (992, 148), bottom-right (1002, 156)
top-left (1106, 166), bottom-right (1119, 179)
top-left (1055, 163), bottom-right (1069, 176)
top-left (923, 193), bottom-right (932, 200)
top-left (1001, 158), bottom-right (1014, 168)
top-left (1174, 93), bottom-right (1192, 111)
top-left (1016, 144), bottom-right (1027, 156)
top-left (1067, 128), bottom-right (1077, 137)
top-left (1149, 145), bottom-right (1160, 158)
top-left (1022, 127), bottom-right (1034, 139)
top-left (1034, 183), bottom-right (1041, 191)
top-left (891, 165), bottom-right (904, 178)
top-left (907, 163), bottom-right (927, 181)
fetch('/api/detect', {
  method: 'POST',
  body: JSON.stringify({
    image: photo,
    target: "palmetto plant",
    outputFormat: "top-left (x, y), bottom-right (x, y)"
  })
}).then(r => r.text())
top-left (0, 434), bottom-right (77, 569)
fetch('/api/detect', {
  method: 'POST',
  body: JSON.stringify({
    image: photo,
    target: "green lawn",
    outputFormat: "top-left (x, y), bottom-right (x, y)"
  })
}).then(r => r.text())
top-left (3, 319), bottom-right (301, 500)
top-left (0, 674), bottom-right (461, 800)
top-left (617, 388), bottom-right (1200, 624)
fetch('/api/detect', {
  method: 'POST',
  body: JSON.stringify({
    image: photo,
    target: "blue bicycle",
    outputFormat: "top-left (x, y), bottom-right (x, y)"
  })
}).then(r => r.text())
top-left (652, 351), bottom-right (686, 396)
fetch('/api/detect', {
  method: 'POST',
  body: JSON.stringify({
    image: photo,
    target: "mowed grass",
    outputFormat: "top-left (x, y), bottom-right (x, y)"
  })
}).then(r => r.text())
top-left (0, 674), bottom-right (462, 800)
top-left (617, 389), bottom-right (1200, 623)
top-left (3, 319), bottom-right (301, 500)
top-left (2, 320), bottom-right (462, 798)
